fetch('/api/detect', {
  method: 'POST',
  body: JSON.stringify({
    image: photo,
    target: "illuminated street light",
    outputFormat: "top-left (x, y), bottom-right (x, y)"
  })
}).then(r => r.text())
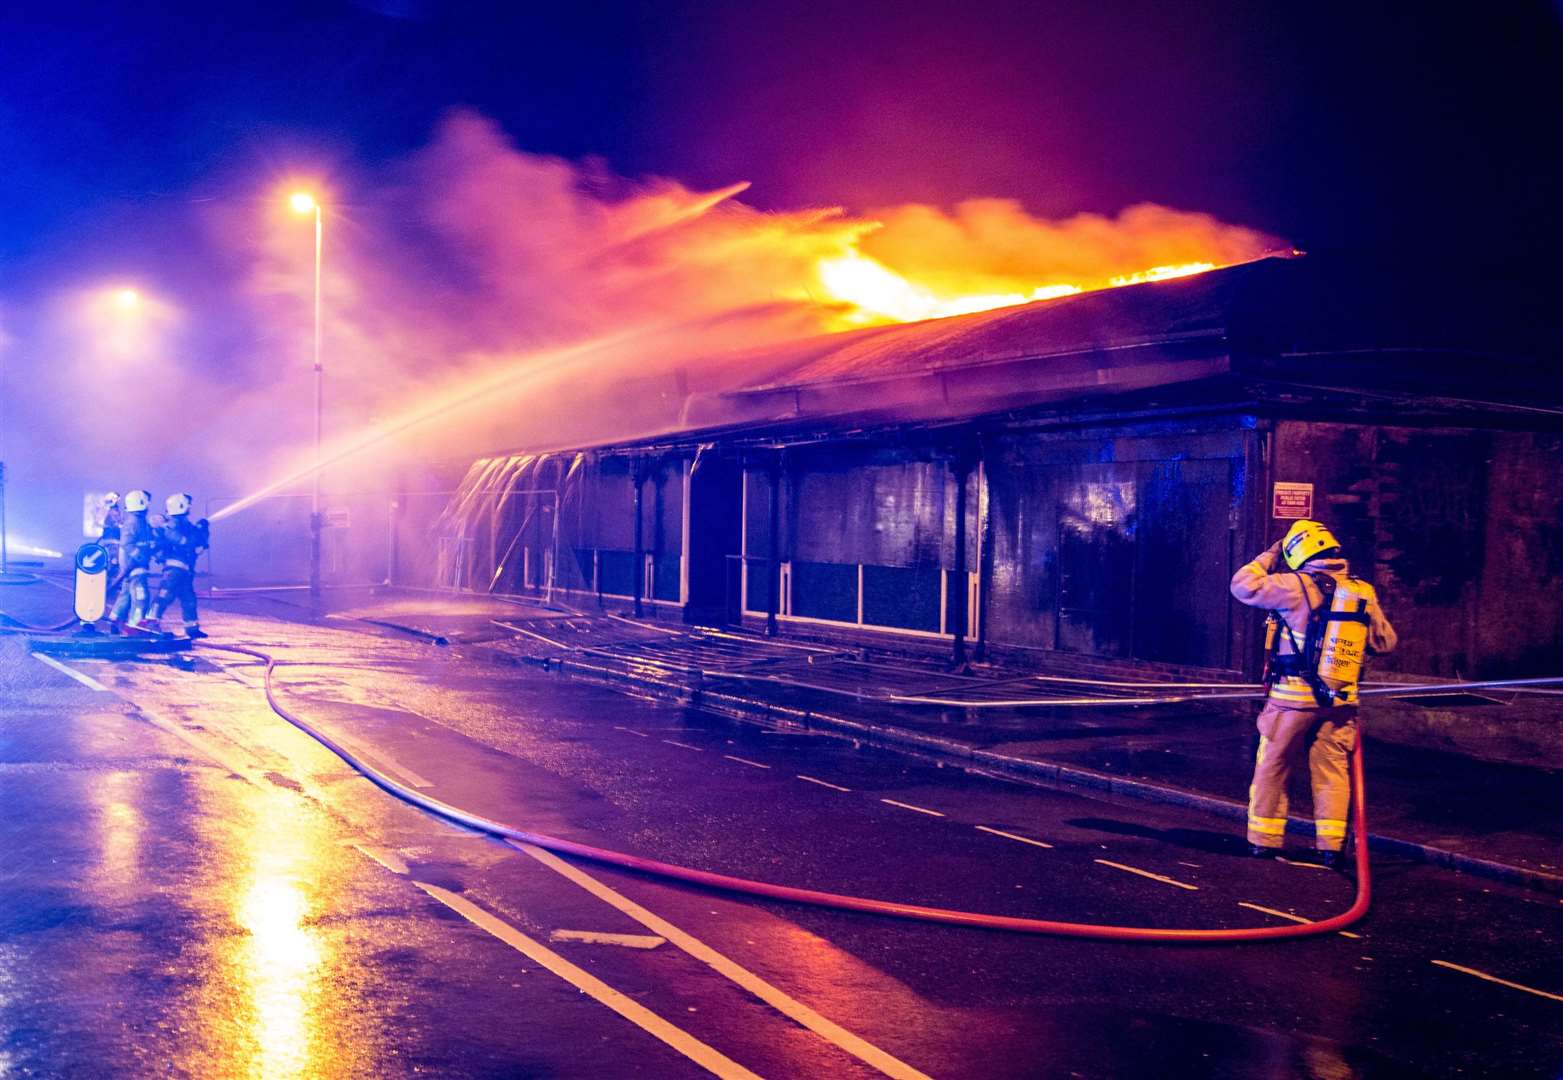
top-left (112, 287), bottom-right (141, 311)
top-left (289, 189), bottom-right (324, 597)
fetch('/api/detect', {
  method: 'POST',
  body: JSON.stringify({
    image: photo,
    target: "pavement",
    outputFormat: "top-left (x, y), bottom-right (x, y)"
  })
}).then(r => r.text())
top-left (4, 577), bottom-right (1563, 1076)
top-left (418, 596), bottom-right (1563, 894)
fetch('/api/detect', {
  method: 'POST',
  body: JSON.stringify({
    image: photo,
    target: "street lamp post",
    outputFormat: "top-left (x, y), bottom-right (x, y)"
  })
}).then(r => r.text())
top-left (290, 191), bottom-right (323, 598)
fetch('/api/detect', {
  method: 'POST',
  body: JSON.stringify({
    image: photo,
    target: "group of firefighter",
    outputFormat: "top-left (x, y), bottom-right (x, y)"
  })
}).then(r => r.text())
top-left (95, 489), bottom-right (210, 639)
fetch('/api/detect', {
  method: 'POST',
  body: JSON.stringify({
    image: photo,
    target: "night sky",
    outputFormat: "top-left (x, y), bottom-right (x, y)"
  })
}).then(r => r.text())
top-left (3, 1), bottom-right (1560, 290)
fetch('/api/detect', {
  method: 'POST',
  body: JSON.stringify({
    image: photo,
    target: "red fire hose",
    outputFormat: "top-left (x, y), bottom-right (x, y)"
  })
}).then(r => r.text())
top-left (209, 642), bottom-right (1371, 942)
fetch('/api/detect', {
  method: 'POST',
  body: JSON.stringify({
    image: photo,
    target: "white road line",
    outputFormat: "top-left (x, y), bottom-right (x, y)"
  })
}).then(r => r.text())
top-left (415, 883), bottom-right (762, 1079)
top-left (1237, 901), bottom-right (1362, 939)
top-left (1094, 859), bottom-right (1198, 891)
top-left (661, 739), bottom-right (705, 752)
top-left (351, 843), bottom-right (412, 876)
top-left (514, 841), bottom-right (932, 1080)
top-left (723, 755), bottom-right (771, 769)
top-left (613, 726), bottom-right (650, 738)
top-left (974, 825), bottom-right (1054, 849)
top-left (549, 929), bottom-right (667, 950)
top-left (797, 775), bottom-right (851, 792)
top-left (1431, 960), bottom-right (1563, 1003)
top-left (32, 653), bottom-right (110, 692)
top-left (880, 799), bottom-right (944, 818)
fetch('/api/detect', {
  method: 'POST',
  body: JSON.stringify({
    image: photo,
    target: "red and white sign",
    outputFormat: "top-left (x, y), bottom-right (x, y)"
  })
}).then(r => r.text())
top-left (1272, 482), bottom-right (1314, 519)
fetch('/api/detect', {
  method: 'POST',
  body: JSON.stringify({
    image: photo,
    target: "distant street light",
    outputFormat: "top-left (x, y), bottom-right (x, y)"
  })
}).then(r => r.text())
top-left (289, 190), bottom-right (324, 597)
top-left (113, 287), bottom-right (140, 311)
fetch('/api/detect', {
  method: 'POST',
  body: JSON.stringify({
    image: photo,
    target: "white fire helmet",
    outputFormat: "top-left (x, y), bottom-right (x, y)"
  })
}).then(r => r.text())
top-left (102, 492), bottom-right (120, 509)
top-left (124, 490), bottom-right (152, 513)
top-left (166, 492), bottom-right (194, 517)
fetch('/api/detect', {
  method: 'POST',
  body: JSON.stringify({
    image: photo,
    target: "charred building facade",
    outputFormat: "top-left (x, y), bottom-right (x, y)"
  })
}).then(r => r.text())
top-left (429, 258), bottom-right (1562, 683)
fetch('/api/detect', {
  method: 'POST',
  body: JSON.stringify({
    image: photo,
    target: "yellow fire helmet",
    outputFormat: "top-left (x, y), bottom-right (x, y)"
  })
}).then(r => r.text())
top-left (1281, 518), bottom-right (1342, 570)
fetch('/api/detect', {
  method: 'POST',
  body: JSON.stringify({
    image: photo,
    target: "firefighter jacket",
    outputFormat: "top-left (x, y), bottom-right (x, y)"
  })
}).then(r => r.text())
top-left (154, 517), bottom-right (210, 572)
top-left (1230, 547), bottom-right (1397, 708)
top-left (118, 513), bottom-right (156, 577)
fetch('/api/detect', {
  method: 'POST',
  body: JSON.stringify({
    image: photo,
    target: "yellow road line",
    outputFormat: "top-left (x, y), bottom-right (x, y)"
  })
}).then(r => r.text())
top-left (514, 842), bottom-right (932, 1080)
top-left (1431, 960), bottom-right (1563, 1003)
top-left (797, 775), bottom-right (851, 792)
top-left (880, 799), bottom-right (944, 818)
top-left (1094, 859), bottom-right (1198, 890)
top-left (416, 883), bottom-right (762, 1079)
top-left (723, 755), bottom-right (771, 769)
top-left (974, 825), bottom-right (1053, 849)
top-left (1237, 901), bottom-right (1362, 939)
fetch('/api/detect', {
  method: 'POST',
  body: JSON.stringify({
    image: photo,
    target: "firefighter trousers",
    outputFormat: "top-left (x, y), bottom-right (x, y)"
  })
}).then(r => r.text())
top-left (1246, 701), bottom-right (1357, 852)
top-left (109, 571), bottom-right (150, 624)
top-left (152, 566), bottom-right (200, 630)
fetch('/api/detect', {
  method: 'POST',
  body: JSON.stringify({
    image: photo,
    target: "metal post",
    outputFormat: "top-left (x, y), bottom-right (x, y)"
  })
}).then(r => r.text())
top-left (309, 203), bottom-right (324, 598)
top-left (0, 460), bottom-right (8, 574)
top-left (632, 461), bottom-right (645, 618)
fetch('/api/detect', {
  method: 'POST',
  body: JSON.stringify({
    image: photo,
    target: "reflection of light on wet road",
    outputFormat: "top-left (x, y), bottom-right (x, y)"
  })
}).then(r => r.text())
top-left (236, 791), bottom-right (326, 1079)
top-left (93, 772), bottom-right (141, 886)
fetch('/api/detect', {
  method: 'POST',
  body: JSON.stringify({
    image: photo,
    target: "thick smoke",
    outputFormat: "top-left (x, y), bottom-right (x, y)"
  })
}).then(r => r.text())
top-left (6, 108), bottom-right (1279, 551)
top-left (213, 110), bottom-right (1278, 483)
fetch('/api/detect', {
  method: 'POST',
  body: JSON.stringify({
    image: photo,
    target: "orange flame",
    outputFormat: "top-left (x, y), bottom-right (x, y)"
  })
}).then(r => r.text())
top-left (814, 251), bottom-right (1230, 328)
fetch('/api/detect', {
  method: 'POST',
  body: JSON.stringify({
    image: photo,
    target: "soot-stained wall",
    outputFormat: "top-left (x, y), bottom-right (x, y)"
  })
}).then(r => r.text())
top-left (1270, 422), bottom-right (1563, 679)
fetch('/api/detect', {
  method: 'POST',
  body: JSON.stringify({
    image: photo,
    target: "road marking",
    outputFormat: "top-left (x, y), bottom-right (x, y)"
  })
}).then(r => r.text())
top-left (880, 799), bottom-right (944, 818)
top-left (550, 929), bottom-right (667, 950)
top-left (1277, 856), bottom-right (1332, 871)
top-left (661, 739), bottom-right (705, 752)
top-left (614, 726), bottom-right (650, 738)
top-left (1237, 901), bottom-right (1362, 939)
top-left (514, 841), bottom-right (932, 1080)
top-left (797, 775), bottom-right (851, 792)
top-left (1430, 960), bottom-right (1563, 1003)
top-left (351, 843), bottom-right (411, 876)
top-left (32, 653), bottom-right (110, 692)
top-left (415, 883), bottom-right (761, 1079)
top-left (975, 825), bottom-right (1054, 849)
top-left (722, 755), bottom-right (771, 769)
top-left (1094, 859), bottom-right (1198, 891)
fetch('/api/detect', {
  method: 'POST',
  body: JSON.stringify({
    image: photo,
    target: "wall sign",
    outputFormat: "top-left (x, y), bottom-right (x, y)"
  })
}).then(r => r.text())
top-left (1272, 482), bottom-right (1314, 519)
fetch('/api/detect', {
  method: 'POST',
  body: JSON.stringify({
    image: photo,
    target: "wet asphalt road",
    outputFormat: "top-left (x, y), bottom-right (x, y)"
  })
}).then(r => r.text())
top-left (2, 602), bottom-right (1561, 1078)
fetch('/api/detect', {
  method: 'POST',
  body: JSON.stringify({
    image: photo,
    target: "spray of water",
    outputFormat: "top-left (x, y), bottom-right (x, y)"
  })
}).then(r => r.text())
top-left (209, 325), bottom-right (648, 522)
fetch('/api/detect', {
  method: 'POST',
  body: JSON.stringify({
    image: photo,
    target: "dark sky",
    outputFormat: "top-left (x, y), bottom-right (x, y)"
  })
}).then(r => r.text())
top-left (2, 1), bottom-right (1560, 286)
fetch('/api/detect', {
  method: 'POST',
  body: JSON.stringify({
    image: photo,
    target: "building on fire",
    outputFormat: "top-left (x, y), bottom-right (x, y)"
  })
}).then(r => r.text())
top-left (413, 255), bottom-right (1561, 685)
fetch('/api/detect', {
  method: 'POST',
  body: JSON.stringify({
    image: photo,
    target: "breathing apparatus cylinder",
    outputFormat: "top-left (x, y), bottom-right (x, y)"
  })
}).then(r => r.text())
top-left (1317, 576), bottom-right (1373, 694)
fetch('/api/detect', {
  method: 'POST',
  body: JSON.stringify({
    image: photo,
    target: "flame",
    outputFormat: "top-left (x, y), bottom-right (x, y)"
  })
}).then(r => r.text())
top-left (816, 253), bottom-right (1081, 325)
top-left (816, 251), bottom-right (1229, 328)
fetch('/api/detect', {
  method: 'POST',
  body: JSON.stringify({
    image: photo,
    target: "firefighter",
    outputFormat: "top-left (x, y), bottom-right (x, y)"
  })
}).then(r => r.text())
top-left (98, 492), bottom-right (123, 581)
top-left (145, 492), bottom-right (210, 639)
top-left (108, 490), bottom-right (156, 628)
top-left (1231, 518), bottom-right (1397, 867)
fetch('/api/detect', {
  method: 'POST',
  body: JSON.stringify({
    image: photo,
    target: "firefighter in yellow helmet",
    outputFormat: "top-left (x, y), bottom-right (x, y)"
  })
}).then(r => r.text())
top-left (1230, 519), bottom-right (1397, 866)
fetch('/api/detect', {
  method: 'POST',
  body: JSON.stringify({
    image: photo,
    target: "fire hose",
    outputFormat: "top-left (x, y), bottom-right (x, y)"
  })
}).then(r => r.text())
top-left (204, 640), bottom-right (1372, 943)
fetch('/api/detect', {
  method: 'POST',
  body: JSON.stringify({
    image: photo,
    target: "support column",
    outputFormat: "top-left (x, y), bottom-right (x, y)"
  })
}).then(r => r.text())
top-left (632, 459), bottom-right (645, 618)
top-left (950, 449), bottom-right (971, 668)
top-left (766, 452), bottom-right (781, 637)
